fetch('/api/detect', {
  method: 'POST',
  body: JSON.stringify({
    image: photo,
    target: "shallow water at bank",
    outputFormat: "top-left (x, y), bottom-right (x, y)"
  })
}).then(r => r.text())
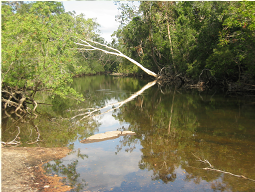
top-left (2, 75), bottom-right (255, 191)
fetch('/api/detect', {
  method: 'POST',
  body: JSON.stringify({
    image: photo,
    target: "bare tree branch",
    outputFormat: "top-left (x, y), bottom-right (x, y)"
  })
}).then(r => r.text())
top-left (75, 39), bottom-right (158, 78)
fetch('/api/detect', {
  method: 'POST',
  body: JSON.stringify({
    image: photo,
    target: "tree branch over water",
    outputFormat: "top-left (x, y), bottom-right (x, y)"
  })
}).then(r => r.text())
top-left (75, 39), bottom-right (158, 78)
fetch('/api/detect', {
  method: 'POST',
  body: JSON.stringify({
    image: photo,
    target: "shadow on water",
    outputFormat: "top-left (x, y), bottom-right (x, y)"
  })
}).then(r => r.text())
top-left (2, 75), bottom-right (255, 191)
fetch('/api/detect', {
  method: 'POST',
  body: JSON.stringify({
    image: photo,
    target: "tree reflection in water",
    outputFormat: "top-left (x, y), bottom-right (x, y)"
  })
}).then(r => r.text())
top-left (43, 148), bottom-right (88, 191)
top-left (3, 75), bottom-right (255, 191)
top-left (110, 82), bottom-right (255, 191)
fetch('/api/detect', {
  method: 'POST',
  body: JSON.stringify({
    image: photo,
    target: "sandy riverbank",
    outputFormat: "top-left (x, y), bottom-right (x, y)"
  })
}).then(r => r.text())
top-left (1, 147), bottom-right (72, 192)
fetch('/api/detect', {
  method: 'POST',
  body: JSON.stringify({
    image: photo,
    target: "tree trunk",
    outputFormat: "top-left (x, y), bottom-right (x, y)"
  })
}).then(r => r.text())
top-left (167, 20), bottom-right (176, 74)
top-left (75, 39), bottom-right (158, 78)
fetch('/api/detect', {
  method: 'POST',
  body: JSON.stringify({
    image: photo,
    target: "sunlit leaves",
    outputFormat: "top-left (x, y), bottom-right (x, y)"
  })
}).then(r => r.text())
top-left (1, 1), bottom-right (102, 101)
top-left (206, 2), bottom-right (255, 79)
top-left (114, 1), bottom-right (255, 81)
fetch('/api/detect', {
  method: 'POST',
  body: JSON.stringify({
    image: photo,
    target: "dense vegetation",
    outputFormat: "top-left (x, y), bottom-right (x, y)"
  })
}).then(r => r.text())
top-left (1, 1), bottom-right (116, 115)
top-left (114, 1), bottom-right (255, 85)
top-left (2, 1), bottom-right (255, 116)
top-left (4, 75), bottom-right (254, 191)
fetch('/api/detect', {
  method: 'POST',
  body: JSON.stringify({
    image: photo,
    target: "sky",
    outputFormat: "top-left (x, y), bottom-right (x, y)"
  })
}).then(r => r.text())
top-left (62, 1), bottom-right (121, 43)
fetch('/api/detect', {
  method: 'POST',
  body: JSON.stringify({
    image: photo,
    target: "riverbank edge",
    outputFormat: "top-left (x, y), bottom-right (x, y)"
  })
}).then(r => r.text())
top-left (73, 72), bottom-right (255, 96)
top-left (1, 146), bottom-right (72, 192)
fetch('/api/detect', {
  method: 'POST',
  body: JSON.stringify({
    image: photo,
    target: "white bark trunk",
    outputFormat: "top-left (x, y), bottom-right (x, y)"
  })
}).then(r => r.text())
top-left (75, 39), bottom-right (158, 78)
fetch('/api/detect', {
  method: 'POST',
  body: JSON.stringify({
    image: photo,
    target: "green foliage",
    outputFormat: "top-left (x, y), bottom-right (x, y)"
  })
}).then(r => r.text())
top-left (1, 1), bottom-right (105, 101)
top-left (114, 1), bottom-right (255, 82)
top-left (206, 2), bottom-right (255, 80)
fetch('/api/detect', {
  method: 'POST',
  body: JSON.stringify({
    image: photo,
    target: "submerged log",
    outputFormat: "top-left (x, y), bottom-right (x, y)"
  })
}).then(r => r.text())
top-left (80, 131), bottom-right (136, 144)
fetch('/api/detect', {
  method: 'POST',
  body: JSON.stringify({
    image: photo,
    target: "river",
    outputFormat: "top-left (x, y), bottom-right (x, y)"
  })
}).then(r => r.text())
top-left (2, 75), bottom-right (255, 191)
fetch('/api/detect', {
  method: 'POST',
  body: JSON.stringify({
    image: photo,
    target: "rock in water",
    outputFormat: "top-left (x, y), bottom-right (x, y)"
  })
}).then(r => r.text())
top-left (80, 131), bottom-right (136, 143)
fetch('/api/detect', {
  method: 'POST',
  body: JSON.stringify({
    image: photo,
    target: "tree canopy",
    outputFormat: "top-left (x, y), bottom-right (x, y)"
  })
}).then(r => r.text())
top-left (1, 1), bottom-right (112, 102)
top-left (2, 1), bottom-right (255, 115)
top-left (113, 1), bottom-right (255, 83)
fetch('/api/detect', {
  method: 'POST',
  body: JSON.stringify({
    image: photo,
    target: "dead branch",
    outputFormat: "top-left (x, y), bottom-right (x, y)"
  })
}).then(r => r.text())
top-left (71, 80), bottom-right (157, 121)
top-left (15, 96), bottom-right (26, 114)
top-left (75, 39), bottom-right (158, 78)
top-left (2, 98), bottom-right (20, 108)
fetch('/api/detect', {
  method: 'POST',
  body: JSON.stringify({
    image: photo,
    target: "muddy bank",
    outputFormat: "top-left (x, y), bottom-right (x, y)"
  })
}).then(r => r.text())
top-left (1, 147), bottom-right (72, 192)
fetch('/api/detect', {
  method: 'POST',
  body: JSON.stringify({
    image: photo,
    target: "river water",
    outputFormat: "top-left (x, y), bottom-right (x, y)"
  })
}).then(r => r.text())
top-left (2, 75), bottom-right (255, 191)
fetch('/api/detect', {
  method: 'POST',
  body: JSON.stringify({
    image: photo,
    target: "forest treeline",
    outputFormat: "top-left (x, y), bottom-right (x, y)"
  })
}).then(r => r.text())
top-left (1, 1), bottom-right (116, 101)
top-left (114, 1), bottom-right (255, 86)
top-left (1, 1), bottom-right (255, 114)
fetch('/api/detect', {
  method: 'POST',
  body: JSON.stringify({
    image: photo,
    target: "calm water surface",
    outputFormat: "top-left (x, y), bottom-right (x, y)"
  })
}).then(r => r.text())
top-left (2, 75), bottom-right (255, 192)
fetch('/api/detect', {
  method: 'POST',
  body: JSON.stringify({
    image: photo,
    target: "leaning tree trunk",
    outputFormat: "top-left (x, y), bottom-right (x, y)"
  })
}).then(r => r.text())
top-left (75, 39), bottom-right (192, 87)
top-left (75, 39), bottom-right (158, 78)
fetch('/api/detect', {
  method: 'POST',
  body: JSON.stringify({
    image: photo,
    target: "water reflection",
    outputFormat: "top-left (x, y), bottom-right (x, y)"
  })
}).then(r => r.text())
top-left (53, 77), bottom-right (255, 191)
top-left (3, 75), bottom-right (255, 191)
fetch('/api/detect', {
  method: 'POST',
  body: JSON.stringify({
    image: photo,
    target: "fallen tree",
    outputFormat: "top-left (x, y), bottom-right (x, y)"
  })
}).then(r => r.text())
top-left (77, 39), bottom-right (252, 92)
top-left (74, 39), bottom-right (195, 87)
top-left (75, 39), bottom-right (158, 78)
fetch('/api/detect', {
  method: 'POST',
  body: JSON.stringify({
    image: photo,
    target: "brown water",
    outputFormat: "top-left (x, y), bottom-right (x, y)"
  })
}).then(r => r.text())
top-left (2, 75), bottom-right (255, 191)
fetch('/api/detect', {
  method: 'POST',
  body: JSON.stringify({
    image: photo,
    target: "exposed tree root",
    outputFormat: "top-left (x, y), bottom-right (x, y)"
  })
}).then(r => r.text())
top-left (2, 85), bottom-right (38, 121)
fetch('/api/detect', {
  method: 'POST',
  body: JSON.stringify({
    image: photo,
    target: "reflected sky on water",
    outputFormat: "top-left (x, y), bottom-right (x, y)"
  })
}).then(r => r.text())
top-left (3, 75), bottom-right (255, 191)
